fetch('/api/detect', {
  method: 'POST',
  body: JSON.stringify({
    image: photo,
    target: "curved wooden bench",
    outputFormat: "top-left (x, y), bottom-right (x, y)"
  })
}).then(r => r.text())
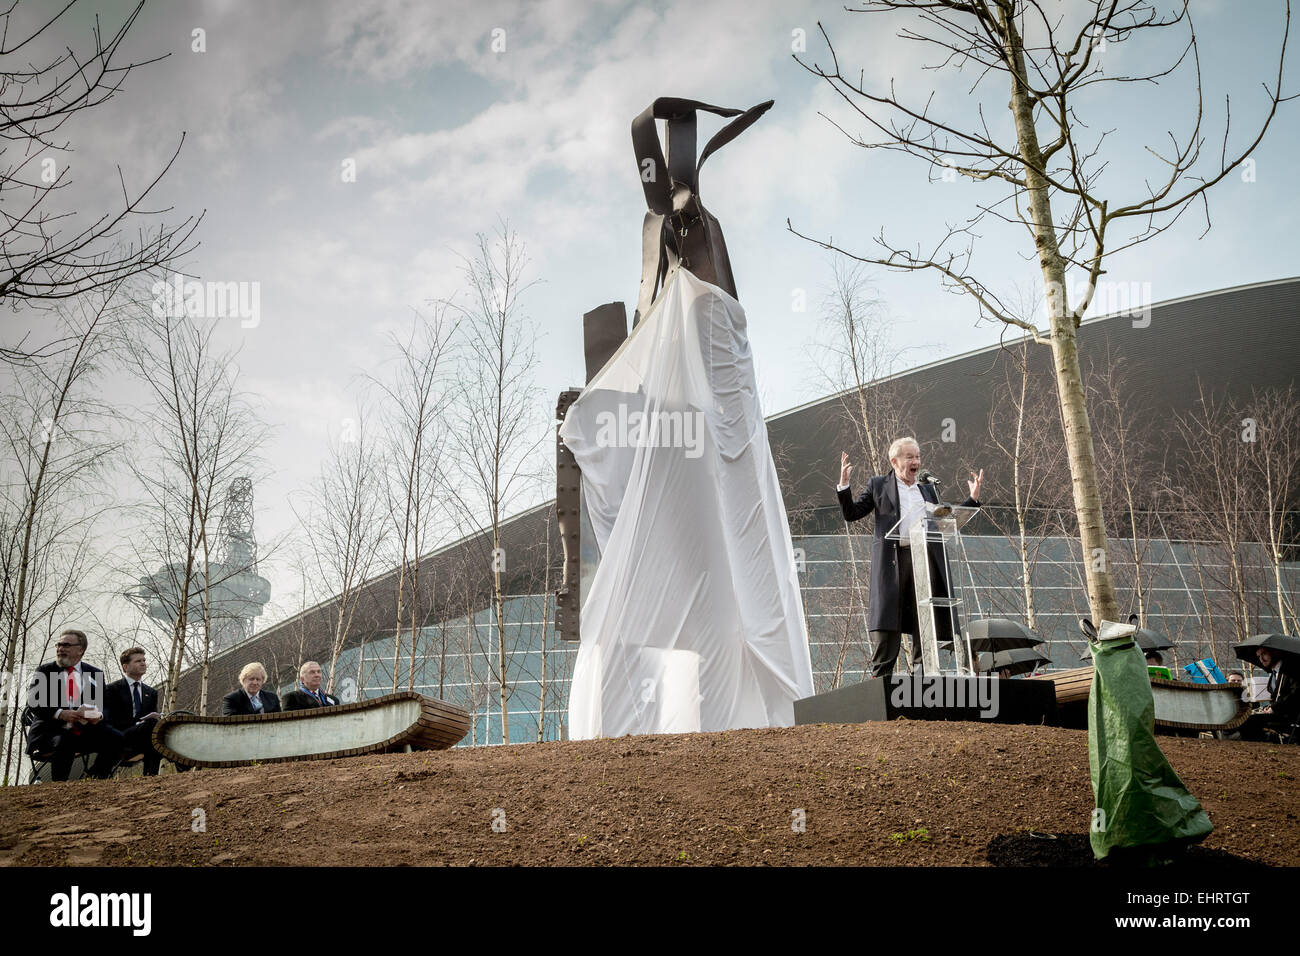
top-left (152, 691), bottom-right (471, 768)
top-left (1032, 665), bottom-right (1093, 706)
top-left (1030, 667), bottom-right (1249, 731)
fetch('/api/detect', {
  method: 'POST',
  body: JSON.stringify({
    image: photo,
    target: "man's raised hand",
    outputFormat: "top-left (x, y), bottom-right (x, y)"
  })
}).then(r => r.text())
top-left (968, 468), bottom-right (985, 501)
top-left (839, 451), bottom-right (853, 487)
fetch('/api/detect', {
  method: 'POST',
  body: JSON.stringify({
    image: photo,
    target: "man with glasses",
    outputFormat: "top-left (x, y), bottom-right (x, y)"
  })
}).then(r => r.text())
top-left (25, 629), bottom-right (125, 781)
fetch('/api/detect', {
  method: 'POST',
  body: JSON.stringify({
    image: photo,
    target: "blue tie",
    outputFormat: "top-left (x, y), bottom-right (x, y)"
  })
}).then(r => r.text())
top-left (132, 681), bottom-right (142, 718)
top-left (251, 694), bottom-right (262, 712)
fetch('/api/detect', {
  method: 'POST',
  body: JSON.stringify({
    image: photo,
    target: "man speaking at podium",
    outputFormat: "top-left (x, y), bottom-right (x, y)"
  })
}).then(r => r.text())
top-left (837, 437), bottom-right (983, 677)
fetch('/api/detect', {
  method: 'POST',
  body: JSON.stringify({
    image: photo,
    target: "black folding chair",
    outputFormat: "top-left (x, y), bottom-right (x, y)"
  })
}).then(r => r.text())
top-left (21, 706), bottom-right (95, 784)
top-left (1264, 716), bottom-right (1300, 746)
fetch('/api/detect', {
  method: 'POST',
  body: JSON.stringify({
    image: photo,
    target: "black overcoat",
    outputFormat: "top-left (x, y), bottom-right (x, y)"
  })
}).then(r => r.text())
top-left (837, 474), bottom-right (979, 642)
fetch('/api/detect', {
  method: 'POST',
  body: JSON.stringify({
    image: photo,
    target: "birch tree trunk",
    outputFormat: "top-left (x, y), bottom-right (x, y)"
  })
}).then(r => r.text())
top-left (1002, 7), bottom-right (1118, 623)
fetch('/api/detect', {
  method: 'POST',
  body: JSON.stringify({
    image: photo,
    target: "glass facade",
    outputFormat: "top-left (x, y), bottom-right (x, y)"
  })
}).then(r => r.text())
top-left (800, 532), bottom-right (1297, 686)
top-left (321, 594), bottom-right (577, 746)
top-left (311, 533), bottom-right (1297, 745)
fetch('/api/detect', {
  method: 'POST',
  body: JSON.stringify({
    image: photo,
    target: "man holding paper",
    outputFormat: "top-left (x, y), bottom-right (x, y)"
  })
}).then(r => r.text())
top-left (25, 629), bottom-right (125, 780)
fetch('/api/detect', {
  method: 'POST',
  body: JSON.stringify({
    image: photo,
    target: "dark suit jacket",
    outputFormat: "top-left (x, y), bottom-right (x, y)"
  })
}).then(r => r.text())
top-left (282, 688), bottom-right (341, 711)
top-left (24, 660), bottom-right (109, 755)
top-left (221, 688), bottom-right (281, 716)
top-left (103, 677), bottom-right (159, 732)
top-left (838, 473), bottom-right (979, 640)
top-left (1267, 660), bottom-right (1300, 727)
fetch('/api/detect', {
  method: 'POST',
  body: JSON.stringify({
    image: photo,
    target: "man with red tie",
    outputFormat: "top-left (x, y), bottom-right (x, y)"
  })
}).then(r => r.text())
top-left (24, 629), bottom-right (124, 781)
top-left (282, 661), bottom-right (341, 711)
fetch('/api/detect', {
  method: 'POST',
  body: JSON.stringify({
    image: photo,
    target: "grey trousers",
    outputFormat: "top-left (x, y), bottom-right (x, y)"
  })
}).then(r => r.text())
top-left (869, 630), bottom-right (920, 678)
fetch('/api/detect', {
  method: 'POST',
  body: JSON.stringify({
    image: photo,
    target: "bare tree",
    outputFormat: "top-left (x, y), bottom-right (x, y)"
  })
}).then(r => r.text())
top-left (370, 308), bottom-right (458, 691)
top-left (789, 0), bottom-right (1295, 624)
top-left (1086, 353), bottom-right (1165, 626)
top-left (808, 258), bottom-right (919, 674)
top-left (445, 554), bottom-right (495, 746)
top-left (1168, 382), bottom-right (1256, 650)
top-left (0, 499), bottom-right (102, 784)
top-left (442, 222), bottom-right (546, 744)
top-left (985, 338), bottom-right (1069, 629)
top-left (121, 308), bottom-right (265, 712)
top-left (0, 285), bottom-right (124, 782)
top-left (295, 409), bottom-right (389, 697)
top-left (0, 0), bottom-right (200, 337)
top-left (1241, 386), bottom-right (1300, 634)
top-left (809, 259), bottom-right (914, 468)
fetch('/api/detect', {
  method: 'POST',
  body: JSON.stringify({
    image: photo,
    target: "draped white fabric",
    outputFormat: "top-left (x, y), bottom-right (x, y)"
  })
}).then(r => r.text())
top-left (561, 269), bottom-right (814, 739)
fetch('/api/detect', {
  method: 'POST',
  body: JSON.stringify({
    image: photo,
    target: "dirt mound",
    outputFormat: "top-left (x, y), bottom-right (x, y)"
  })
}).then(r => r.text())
top-left (985, 832), bottom-right (1268, 867)
top-left (2, 721), bottom-right (1297, 866)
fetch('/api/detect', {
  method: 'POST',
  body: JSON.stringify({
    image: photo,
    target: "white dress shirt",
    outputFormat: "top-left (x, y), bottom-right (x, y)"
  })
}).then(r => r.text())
top-left (895, 475), bottom-right (927, 547)
top-left (836, 474), bottom-right (929, 547)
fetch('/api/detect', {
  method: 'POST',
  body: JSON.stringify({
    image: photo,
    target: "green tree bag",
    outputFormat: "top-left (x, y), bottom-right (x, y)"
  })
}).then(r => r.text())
top-left (1089, 622), bottom-right (1213, 861)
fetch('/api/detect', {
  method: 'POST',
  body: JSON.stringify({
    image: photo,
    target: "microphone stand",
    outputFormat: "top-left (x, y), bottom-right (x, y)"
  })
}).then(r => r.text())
top-left (922, 473), bottom-right (953, 518)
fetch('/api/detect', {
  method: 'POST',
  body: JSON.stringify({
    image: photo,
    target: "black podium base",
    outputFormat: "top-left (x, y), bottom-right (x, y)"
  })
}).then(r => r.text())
top-left (793, 674), bottom-right (1058, 726)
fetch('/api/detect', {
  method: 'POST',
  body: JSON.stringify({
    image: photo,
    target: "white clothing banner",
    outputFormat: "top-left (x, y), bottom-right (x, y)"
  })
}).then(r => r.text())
top-left (561, 268), bottom-right (814, 739)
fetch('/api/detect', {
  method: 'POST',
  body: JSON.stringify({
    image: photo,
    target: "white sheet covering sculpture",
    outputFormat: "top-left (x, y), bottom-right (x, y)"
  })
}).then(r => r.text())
top-left (561, 268), bottom-right (814, 738)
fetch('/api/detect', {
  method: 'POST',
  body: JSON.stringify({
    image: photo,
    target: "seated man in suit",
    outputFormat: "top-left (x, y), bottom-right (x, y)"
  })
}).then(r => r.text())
top-left (1255, 647), bottom-right (1300, 736)
top-left (104, 646), bottom-right (165, 776)
top-left (282, 661), bottom-right (341, 711)
top-left (24, 629), bottom-right (124, 781)
top-left (221, 662), bottom-right (281, 716)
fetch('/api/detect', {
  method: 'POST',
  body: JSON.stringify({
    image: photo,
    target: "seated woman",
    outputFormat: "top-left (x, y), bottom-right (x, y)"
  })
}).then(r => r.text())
top-left (221, 662), bottom-right (281, 716)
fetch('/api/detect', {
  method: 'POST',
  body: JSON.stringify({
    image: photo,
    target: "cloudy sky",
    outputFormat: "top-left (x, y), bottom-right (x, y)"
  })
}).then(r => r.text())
top-left (9, 0), bottom-right (1298, 629)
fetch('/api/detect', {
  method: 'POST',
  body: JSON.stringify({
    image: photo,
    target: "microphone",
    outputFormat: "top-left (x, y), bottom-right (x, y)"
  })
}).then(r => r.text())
top-left (918, 470), bottom-right (952, 518)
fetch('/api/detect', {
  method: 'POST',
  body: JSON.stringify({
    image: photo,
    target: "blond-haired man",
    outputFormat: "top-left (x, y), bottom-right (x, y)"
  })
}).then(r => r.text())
top-left (220, 662), bottom-right (281, 716)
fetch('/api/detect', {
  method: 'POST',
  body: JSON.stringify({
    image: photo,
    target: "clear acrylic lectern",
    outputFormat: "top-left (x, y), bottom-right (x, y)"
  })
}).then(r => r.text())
top-left (885, 502), bottom-right (980, 675)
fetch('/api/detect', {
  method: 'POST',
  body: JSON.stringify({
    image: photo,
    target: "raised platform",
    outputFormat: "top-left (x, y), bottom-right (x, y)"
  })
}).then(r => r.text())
top-left (793, 674), bottom-right (1058, 726)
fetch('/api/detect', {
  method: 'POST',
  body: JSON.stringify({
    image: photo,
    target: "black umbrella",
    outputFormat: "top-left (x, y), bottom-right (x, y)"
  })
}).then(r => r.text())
top-left (1131, 628), bottom-right (1174, 653)
top-left (1234, 633), bottom-right (1300, 667)
top-left (956, 618), bottom-right (1043, 652)
top-left (978, 647), bottom-right (1051, 677)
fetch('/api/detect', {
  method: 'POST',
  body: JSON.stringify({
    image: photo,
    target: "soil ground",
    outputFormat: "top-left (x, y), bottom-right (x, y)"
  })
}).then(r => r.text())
top-left (2, 721), bottom-right (1297, 867)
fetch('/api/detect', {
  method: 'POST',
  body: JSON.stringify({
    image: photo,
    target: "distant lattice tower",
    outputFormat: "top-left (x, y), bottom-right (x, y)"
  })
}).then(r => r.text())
top-left (210, 477), bottom-right (270, 652)
top-left (134, 477), bottom-right (271, 655)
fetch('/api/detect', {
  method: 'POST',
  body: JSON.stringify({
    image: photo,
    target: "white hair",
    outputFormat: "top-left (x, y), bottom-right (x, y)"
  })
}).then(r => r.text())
top-left (298, 660), bottom-right (321, 679)
top-left (888, 436), bottom-right (920, 461)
